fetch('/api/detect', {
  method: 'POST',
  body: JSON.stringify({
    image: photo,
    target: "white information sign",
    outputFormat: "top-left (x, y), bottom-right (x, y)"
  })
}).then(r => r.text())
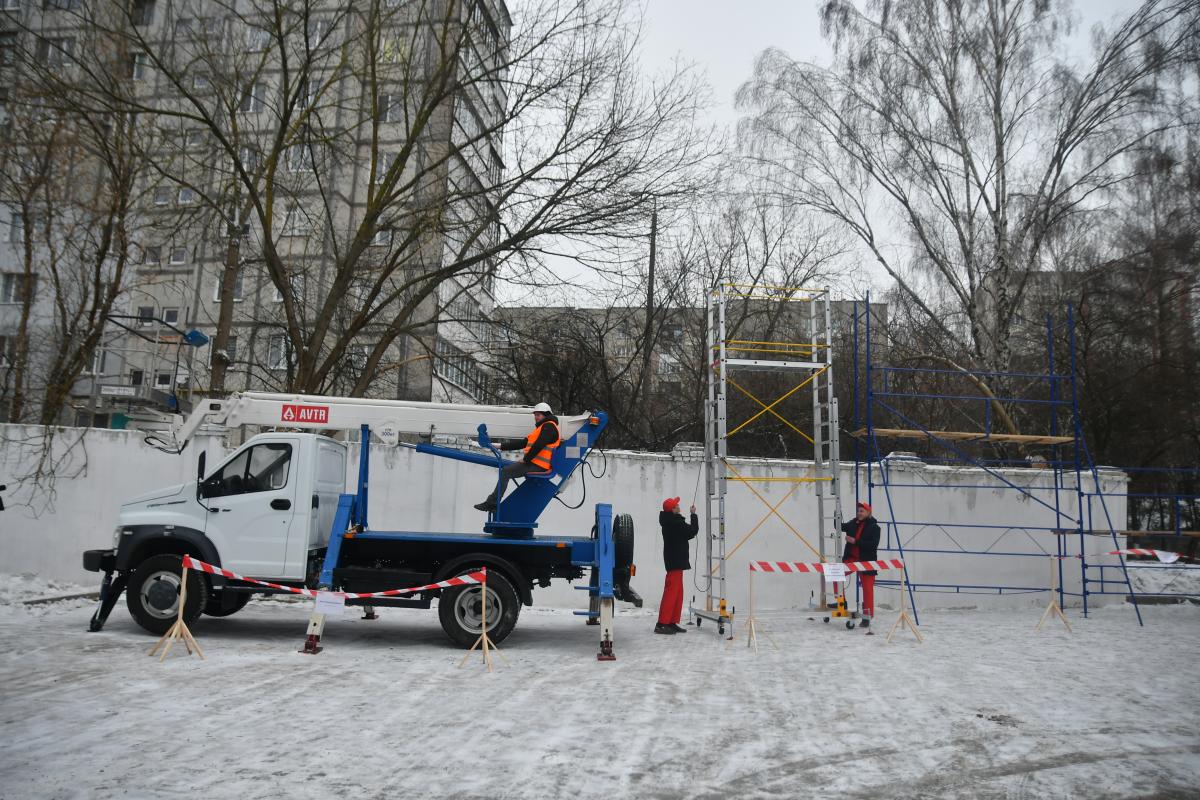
top-left (823, 563), bottom-right (847, 585)
top-left (314, 591), bottom-right (346, 617)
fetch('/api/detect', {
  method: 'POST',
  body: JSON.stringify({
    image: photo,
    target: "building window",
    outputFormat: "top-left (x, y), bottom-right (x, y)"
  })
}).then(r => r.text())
top-left (7, 211), bottom-right (23, 243)
top-left (237, 146), bottom-right (259, 172)
top-left (143, 245), bottom-right (160, 264)
top-left (169, 246), bottom-right (187, 265)
top-left (213, 271), bottom-right (244, 302)
top-left (89, 348), bottom-right (106, 375)
top-left (177, 187), bottom-right (197, 204)
top-left (162, 307), bottom-right (179, 325)
top-left (298, 78), bottom-right (318, 108)
top-left (272, 271), bottom-right (305, 302)
top-left (131, 0), bottom-right (155, 26)
top-left (1, 272), bottom-right (31, 304)
top-left (370, 228), bottom-right (392, 247)
top-left (45, 0), bottom-right (81, 11)
top-left (281, 204), bottom-right (307, 235)
top-left (435, 337), bottom-right (486, 396)
top-left (152, 187), bottom-right (170, 206)
top-left (373, 152), bottom-right (395, 184)
top-left (239, 82), bottom-right (265, 114)
top-left (267, 334), bottom-right (288, 370)
top-left (37, 37), bottom-right (74, 67)
top-left (225, 334), bottom-right (238, 363)
top-left (191, 73), bottom-right (210, 91)
top-left (287, 143), bottom-right (314, 172)
top-left (245, 25), bottom-right (270, 52)
top-left (129, 368), bottom-right (144, 386)
top-left (130, 52), bottom-right (148, 80)
top-left (0, 32), bottom-right (19, 67)
top-left (0, 335), bottom-right (10, 367)
top-left (184, 129), bottom-right (205, 148)
top-left (379, 92), bottom-right (400, 123)
top-left (136, 305), bottom-right (155, 326)
top-left (155, 371), bottom-right (172, 387)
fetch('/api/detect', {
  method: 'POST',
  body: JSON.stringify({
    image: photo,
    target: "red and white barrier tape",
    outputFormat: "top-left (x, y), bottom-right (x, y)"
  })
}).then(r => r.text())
top-left (180, 555), bottom-right (485, 598)
top-left (749, 559), bottom-right (904, 574)
top-left (1107, 549), bottom-right (1183, 564)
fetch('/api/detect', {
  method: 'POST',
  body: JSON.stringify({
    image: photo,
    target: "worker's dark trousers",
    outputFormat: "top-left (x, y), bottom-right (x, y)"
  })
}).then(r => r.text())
top-left (859, 573), bottom-right (876, 619)
top-left (484, 461), bottom-right (535, 504)
top-left (658, 569), bottom-right (684, 625)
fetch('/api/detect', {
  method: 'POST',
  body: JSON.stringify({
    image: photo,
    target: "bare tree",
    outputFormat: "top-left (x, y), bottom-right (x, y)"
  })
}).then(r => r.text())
top-left (738, 0), bottom-right (1197, 382)
top-left (25, 0), bottom-right (717, 399)
top-left (0, 29), bottom-right (157, 425)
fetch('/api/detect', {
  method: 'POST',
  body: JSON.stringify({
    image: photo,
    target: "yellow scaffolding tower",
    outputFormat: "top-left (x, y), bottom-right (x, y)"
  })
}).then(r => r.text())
top-left (690, 285), bottom-right (845, 635)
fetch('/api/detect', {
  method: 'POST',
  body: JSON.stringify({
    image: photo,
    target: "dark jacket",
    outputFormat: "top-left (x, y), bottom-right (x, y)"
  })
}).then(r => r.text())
top-left (841, 515), bottom-right (881, 575)
top-left (500, 414), bottom-right (559, 465)
top-left (660, 510), bottom-right (699, 572)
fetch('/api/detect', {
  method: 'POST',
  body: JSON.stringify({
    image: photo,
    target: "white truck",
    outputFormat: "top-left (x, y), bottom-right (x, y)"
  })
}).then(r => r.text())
top-left (83, 392), bottom-right (639, 658)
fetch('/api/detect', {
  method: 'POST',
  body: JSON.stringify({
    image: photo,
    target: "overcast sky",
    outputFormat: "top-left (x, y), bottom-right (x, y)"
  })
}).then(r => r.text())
top-left (638, 0), bottom-right (1147, 132)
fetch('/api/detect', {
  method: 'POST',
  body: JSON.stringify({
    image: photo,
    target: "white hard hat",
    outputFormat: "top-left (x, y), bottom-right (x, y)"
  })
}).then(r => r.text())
top-left (533, 402), bottom-right (552, 414)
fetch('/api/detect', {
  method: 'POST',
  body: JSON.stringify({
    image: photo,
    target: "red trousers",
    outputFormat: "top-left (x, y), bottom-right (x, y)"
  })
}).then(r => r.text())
top-left (859, 573), bottom-right (876, 619)
top-left (658, 570), bottom-right (684, 625)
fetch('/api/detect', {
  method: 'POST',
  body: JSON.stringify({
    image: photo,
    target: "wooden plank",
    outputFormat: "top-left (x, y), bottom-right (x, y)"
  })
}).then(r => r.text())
top-left (850, 427), bottom-right (1075, 445)
top-left (1119, 530), bottom-right (1200, 539)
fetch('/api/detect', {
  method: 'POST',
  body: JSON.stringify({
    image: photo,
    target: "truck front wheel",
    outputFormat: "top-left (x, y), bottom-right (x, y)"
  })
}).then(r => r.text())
top-left (438, 569), bottom-right (520, 648)
top-left (126, 554), bottom-right (208, 635)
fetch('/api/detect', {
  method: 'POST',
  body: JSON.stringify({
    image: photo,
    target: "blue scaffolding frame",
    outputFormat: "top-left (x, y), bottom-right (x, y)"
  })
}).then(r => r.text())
top-left (849, 296), bottom-right (1199, 625)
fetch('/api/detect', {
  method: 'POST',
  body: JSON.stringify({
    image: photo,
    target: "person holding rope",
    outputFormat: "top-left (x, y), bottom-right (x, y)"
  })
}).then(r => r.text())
top-left (656, 496), bottom-right (698, 635)
top-left (842, 501), bottom-right (881, 628)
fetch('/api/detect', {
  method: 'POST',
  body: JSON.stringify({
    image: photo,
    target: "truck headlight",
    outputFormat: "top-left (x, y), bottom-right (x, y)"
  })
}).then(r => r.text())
top-left (112, 527), bottom-right (123, 548)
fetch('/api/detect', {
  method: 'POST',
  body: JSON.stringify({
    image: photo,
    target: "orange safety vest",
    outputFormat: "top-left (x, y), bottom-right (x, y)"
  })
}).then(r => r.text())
top-left (524, 421), bottom-right (561, 470)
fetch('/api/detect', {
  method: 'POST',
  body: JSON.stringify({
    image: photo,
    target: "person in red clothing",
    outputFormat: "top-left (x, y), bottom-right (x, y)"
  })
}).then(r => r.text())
top-left (656, 496), bottom-right (698, 635)
top-left (842, 501), bottom-right (881, 627)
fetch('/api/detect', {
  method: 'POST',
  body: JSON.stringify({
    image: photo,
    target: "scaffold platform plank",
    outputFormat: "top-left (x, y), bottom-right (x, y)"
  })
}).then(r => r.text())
top-left (851, 427), bottom-right (1075, 445)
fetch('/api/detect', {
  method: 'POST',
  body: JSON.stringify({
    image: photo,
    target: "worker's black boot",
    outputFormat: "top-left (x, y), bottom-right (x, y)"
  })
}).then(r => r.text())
top-left (473, 500), bottom-right (497, 512)
top-left (860, 618), bottom-right (870, 629)
top-left (670, 624), bottom-right (687, 633)
top-left (653, 623), bottom-right (676, 635)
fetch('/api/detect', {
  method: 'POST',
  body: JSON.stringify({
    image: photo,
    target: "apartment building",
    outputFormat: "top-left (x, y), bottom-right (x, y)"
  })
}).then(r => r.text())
top-left (0, 0), bottom-right (509, 426)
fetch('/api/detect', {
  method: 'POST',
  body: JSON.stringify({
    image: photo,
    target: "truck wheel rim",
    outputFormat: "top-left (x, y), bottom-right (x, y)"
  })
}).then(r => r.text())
top-left (453, 586), bottom-right (500, 634)
top-left (141, 571), bottom-right (181, 619)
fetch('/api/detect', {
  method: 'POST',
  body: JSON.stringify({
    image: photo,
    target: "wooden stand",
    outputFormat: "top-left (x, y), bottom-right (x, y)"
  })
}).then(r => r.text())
top-left (1037, 555), bottom-right (1072, 633)
top-left (458, 570), bottom-right (507, 672)
top-left (732, 569), bottom-right (776, 654)
top-left (886, 569), bottom-right (924, 644)
top-left (149, 565), bottom-right (205, 662)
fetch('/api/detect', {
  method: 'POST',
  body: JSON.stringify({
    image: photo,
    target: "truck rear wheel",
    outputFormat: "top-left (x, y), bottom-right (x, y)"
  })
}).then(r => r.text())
top-left (438, 569), bottom-right (520, 648)
top-left (126, 554), bottom-right (208, 635)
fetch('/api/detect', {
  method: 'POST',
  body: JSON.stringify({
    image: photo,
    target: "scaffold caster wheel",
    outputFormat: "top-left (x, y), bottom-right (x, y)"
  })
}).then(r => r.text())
top-left (718, 625), bottom-right (725, 635)
top-left (696, 618), bottom-right (702, 628)
top-left (846, 620), bottom-right (856, 630)
top-left (823, 616), bottom-right (830, 624)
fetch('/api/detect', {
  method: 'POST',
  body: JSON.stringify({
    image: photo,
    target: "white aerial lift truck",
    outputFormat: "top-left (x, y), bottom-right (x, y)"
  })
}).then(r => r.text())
top-left (82, 392), bottom-right (640, 659)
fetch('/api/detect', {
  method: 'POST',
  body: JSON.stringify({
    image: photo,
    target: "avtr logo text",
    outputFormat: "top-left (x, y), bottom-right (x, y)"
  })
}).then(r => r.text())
top-left (281, 404), bottom-right (330, 424)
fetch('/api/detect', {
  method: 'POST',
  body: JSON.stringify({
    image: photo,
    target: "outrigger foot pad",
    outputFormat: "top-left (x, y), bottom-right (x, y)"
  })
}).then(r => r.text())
top-left (597, 637), bottom-right (616, 661)
top-left (299, 634), bottom-right (323, 655)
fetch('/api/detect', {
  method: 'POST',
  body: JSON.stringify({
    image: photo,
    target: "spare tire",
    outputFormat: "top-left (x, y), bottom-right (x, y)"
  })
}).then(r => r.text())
top-left (613, 513), bottom-right (635, 569)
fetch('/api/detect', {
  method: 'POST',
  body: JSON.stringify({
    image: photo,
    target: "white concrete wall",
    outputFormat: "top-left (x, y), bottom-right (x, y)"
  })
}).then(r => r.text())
top-left (1, 425), bottom-right (1127, 612)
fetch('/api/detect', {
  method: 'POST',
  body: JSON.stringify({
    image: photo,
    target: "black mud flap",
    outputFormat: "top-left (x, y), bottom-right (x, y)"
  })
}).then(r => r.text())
top-left (88, 571), bottom-right (130, 632)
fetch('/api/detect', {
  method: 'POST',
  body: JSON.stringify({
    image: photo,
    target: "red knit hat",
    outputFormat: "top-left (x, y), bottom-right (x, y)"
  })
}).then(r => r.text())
top-left (662, 497), bottom-right (681, 512)
top-left (857, 501), bottom-right (872, 513)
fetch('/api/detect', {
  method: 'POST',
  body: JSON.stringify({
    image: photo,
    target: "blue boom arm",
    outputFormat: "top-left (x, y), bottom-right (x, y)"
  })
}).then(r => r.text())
top-left (415, 411), bottom-right (608, 535)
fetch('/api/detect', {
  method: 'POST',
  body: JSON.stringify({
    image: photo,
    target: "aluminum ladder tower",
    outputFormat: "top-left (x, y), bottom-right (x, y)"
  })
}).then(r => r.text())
top-left (692, 285), bottom-right (845, 634)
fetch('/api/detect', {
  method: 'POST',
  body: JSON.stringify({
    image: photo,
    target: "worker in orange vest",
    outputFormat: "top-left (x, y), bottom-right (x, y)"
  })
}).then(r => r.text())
top-left (474, 402), bottom-right (561, 511)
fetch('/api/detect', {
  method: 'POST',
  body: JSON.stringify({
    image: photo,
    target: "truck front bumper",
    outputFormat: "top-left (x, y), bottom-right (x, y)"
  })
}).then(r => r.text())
top-left (83, 549), bottom-right (117, 573)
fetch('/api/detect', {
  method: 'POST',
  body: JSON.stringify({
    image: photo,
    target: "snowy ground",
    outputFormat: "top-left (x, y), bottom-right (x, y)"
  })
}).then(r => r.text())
top-left (1, 577), bottom-right (1198, 800)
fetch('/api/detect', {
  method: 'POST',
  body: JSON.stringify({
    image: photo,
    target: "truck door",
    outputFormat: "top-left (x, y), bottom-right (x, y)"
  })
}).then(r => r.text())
top-left (200, 440), bottom-right (297, 577)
